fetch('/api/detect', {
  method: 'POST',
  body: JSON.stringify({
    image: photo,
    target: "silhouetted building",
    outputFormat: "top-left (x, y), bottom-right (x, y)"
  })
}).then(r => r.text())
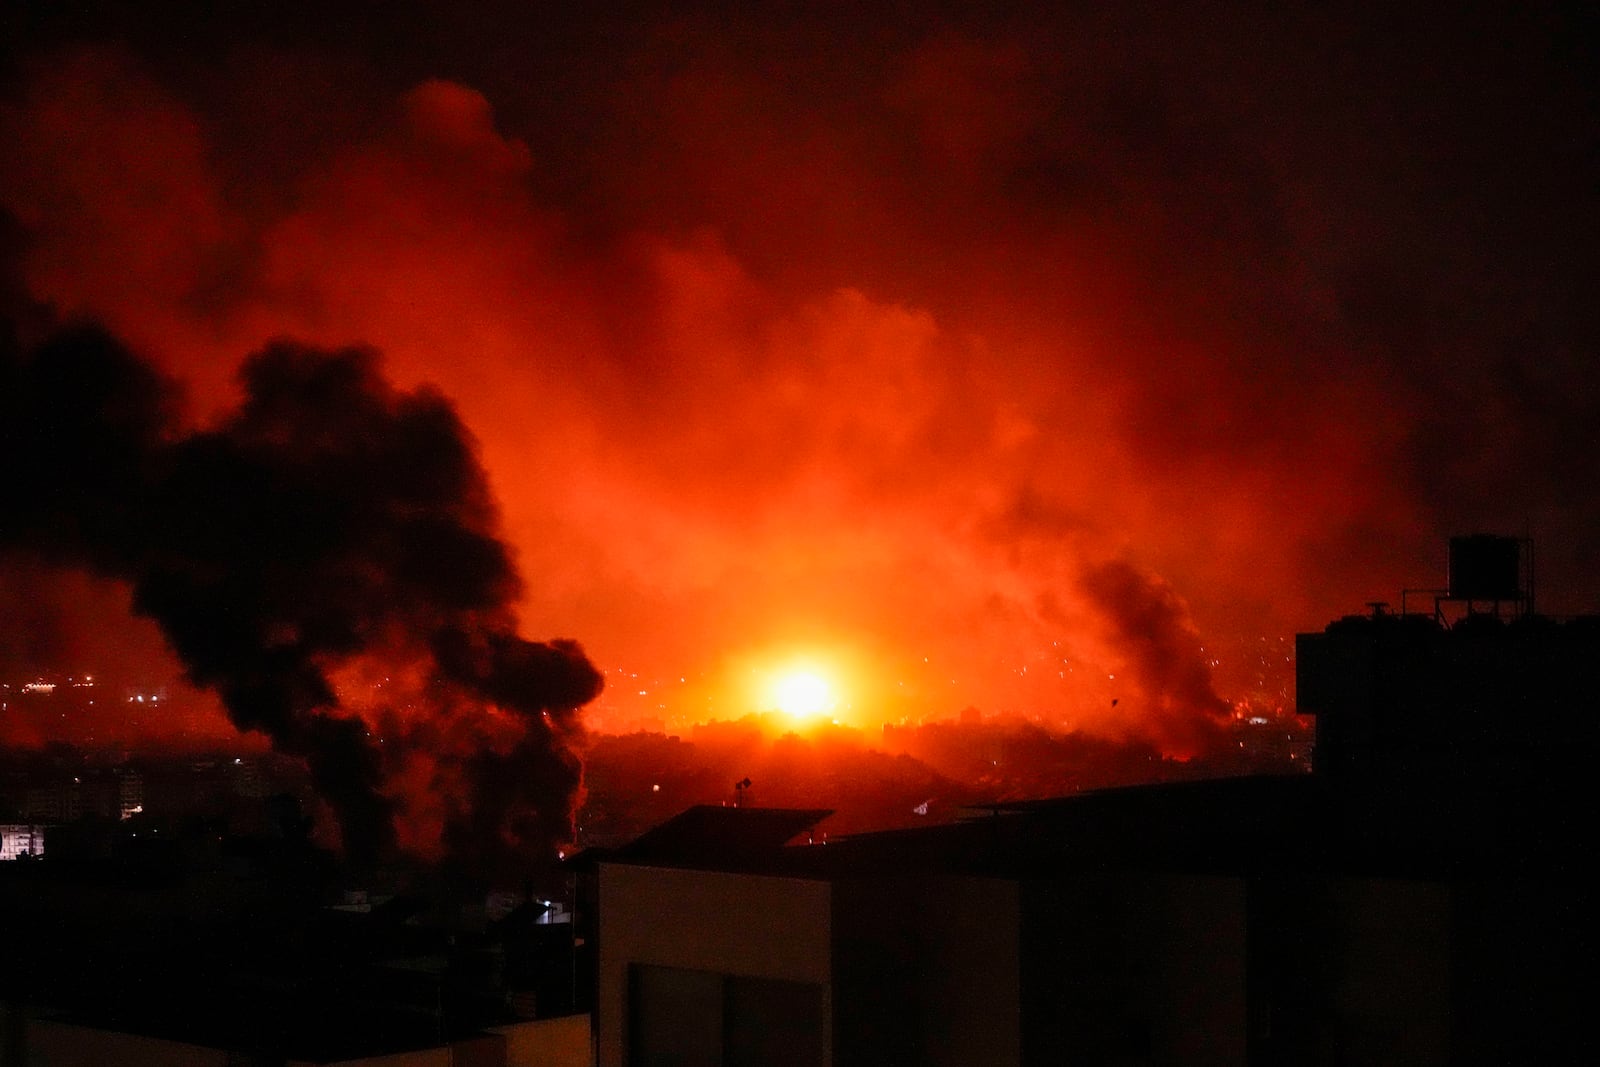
top-left (1297, 553), bottom-right (1596, 864)
top-left (590, 541), bottom-right (1592, 1065)
top-left (23, 775), bottom-right (118, 822)
top-left (1, 804), bottom-right (593, 1065)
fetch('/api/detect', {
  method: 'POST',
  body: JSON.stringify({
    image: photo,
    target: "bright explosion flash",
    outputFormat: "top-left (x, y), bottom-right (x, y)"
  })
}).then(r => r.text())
top-left (773, 670), bottom-right (832, 721)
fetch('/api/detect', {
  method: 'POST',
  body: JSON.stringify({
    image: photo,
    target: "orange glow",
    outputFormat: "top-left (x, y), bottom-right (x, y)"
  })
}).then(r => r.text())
top-left (710, 646), bottom-right (859, 730)
top-left (3, 36), bottom-right (1453, 764)
top-left (772, 670), bottom-right (832, 722)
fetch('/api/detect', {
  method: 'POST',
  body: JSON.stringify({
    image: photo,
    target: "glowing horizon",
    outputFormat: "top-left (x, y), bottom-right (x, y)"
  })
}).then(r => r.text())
top-left (771, 669), bottom-right (832, 722)
top-left (5, 10), bottom-right (1593, 774)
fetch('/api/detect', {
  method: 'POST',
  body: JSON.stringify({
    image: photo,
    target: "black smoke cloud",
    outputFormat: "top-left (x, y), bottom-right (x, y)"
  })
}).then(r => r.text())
top-left (3, 2), bottom-right (1597, 751)
top-left (1078, 559), bottom-right (1230, 755)
top-left (1, 320), bottom-right (602, 873)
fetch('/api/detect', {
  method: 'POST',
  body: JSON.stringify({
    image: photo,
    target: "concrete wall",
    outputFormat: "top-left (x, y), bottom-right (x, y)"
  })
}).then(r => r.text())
top-left (290, 1051), bottom-right (453, 1067)
top-left (289, 1032), bottom-right (504, 1067)
top-left (597, 863), bottom-right (830, 1067)
top-left (1451, 876), bottom-right (1591, 1064)
top-left (21, 1020), bottom-right (231, 1067)
top-left (1023, 873), bottom-right (1249, 1067)
top-left (19, 1019), bottom-right (509, 1067)
top-left (1323, 878), bottom-right (1450, 1065)
top-left (918, 876), bottom-right (1022, 1067)
top-left (492, 1014), bottom-right (592, 1067)
top-left (829, 875), bottom-right (921, 1067)
top-left (1250, 874), bottom-right (1452, 1065)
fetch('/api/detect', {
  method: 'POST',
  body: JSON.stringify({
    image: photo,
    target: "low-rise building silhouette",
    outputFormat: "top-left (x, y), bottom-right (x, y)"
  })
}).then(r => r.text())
top-left (590, 538), bottom-right (1592, 1065)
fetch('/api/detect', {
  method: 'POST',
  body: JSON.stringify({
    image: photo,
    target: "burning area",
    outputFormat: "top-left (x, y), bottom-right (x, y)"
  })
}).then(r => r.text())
top-left (2, 322), bottom-right (602, 877)
top-left (2, 4), bottom-right (1594, 862)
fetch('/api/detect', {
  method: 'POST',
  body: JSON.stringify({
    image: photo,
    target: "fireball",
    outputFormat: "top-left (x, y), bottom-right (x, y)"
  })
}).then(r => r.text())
top-left (772, 670), bottom-right (832, 721)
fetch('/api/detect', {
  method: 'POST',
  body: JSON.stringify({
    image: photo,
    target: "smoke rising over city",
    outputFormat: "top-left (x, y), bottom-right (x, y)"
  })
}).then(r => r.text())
top-left (3, 323), bottom-right (601, 872)
top-left (1, 10), bottom-right (1593, 1064)
top-left (2, 2), bottom-right (1596, 792)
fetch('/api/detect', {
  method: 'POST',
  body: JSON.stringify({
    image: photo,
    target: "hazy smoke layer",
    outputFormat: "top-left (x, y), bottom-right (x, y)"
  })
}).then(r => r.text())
top-left (1078, 560), bottom-right (1230, 756)
top-left (2, 322), bottom-right (602, 873)
top-left (3, 4), bottom-right (1595, 752)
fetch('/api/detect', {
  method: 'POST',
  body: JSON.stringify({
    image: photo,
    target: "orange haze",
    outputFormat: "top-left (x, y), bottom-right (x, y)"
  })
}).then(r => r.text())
top-left (4, 8), bottom-right (1596, 759)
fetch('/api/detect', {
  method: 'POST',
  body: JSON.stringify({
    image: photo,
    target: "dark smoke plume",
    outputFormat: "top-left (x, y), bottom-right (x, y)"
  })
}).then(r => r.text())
top-left (1078, 559), bottom-right (1230, 755)
top-left (1, 321), bottom-right (602, 875)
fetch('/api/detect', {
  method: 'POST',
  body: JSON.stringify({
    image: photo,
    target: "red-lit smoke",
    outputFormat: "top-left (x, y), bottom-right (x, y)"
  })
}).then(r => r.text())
top-left (3, 6), bottom-right (1596, 767)
top-left (3, 325), bottom-right (602, 874)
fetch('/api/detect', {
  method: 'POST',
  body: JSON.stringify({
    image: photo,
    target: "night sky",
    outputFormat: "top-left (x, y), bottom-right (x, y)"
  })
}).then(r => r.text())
top-left (3, 2), bottom-right (1596, 756)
